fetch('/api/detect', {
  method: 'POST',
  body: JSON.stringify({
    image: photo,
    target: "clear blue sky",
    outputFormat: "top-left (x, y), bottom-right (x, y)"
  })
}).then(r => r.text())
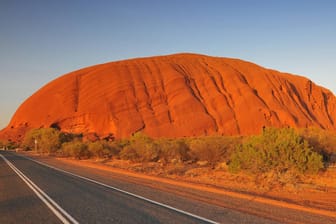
top-left (0, 0), bottom-right (335, 129)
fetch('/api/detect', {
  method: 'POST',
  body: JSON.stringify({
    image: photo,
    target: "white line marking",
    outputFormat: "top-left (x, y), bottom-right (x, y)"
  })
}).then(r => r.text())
top-left (18, 153), bottom-right (219, 224)
top-left (0, 154), bottom-right (79, 224)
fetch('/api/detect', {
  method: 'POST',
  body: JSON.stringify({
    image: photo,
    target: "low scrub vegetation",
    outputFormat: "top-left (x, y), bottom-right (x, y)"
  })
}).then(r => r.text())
top-left (300, 127), bottom-right (336, 164)
top-left (228, 127), bottom-right (323, 175)
top-left (22, 128), bottom-right (61, 154)
top-left (87, 140), bottom-right (121, 159)
top-left (0, 139), bottom-right (18, 150)
top-left (62, 140), bottom-right (90, 159)
top-left (157, 138), bottom-right (190, 163)
top-left (119, 132), bottom-right (160, 162)
top-left (16, 126), bottom-right (336, 186)
top-left (187, 136), bottom-right (239, 167)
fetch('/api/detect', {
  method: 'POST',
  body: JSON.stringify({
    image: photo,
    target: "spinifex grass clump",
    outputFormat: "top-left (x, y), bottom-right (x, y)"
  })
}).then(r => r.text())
top-left (228, 127), bottom-right (323, 175)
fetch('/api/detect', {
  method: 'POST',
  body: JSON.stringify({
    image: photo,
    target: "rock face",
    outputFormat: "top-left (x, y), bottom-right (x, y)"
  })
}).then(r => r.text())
top-left (1, 53), bottom-right (336, 141)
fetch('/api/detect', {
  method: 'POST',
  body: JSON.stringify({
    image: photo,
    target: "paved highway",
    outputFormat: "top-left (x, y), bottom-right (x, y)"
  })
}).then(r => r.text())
top-left (0, 150), bottom-right (335, 224)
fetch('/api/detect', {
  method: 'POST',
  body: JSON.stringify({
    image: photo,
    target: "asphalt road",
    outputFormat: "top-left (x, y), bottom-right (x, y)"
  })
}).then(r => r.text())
top-left (0, 150), bottom-right (335, 224)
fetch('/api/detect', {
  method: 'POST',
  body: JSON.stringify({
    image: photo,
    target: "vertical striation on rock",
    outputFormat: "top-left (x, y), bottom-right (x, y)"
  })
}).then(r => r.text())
top-left (1, 53), bottom-right (335, 141)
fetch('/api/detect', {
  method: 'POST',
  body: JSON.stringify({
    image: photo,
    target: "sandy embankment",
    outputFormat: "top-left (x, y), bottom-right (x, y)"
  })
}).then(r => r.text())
top-left (21, 151), bottom-right (336, 218)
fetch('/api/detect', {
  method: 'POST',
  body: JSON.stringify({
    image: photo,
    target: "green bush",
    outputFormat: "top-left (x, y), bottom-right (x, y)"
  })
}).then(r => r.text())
top-left (61, 141), bottom-right (90, 159)
top-left (228, 127), bottom-right (323, 174)
top-left (87, 140), bottom-right (120, 159)
top-left (123, 132), bottom-right (159, 162)
top-left (88, 141), bottom-right (109, 158)
top-left (21, 128), bottom-right (61, 154)
top-left (117, 134), bottom-right (240, 165)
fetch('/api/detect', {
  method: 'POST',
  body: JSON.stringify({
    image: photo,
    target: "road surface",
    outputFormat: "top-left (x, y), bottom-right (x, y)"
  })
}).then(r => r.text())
top-left (0, 151), bottom-right (335, 223)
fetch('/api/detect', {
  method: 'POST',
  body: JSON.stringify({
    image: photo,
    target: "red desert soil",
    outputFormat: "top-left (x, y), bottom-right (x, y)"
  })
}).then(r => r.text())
top-left (1, 53), bottom-right (336, 141)
top-left (23, 152), bottom-right (336, 217)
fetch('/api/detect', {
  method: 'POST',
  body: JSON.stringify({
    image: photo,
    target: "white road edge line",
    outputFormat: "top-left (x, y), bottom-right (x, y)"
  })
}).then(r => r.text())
top-left (0, 154), bottom-right (79, 224)
top-left (18, 153), bottom-right (219, 224)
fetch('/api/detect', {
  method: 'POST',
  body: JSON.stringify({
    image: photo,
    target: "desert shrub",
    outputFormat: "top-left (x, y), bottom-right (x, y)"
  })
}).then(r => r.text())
top-left (105, 141), bottom-right (122, 157)
top-left (22, 128), bottom-right (61, 154)
top-left (88, 140), bottom-right (121, 159)
top-left (8, 141), bottom-right (19, 150)
top-left (0, 140), bottom-right (9, 149)
top-left (115, 138), bottom-right (129, 147)
top-left (228, 127), bottom-right (323, 175)
top-left (300, 127), bottom-right (336, 163)
top-left (187, 136), bottom-right (238, 167)
top-left (156, 139), bottom-right (190, 163)
top-left (61, 141), bottom-right (90, 159)
top-left (59, 132), bottom-right (83, 144)
top-left (138, 141), bottom-right (159, 162)
top-left (0, 140), bottom-right (18, 150)
top-left (125, 132), bottom-right (160, 162)
top-left (87, 141), bottom-right (108, 158)
top-left (119, 145), bottom-right (139, 161)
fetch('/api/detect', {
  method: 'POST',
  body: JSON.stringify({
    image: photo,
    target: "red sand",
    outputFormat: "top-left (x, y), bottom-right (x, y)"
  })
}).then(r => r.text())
top-left (28, 153), bottom-right (336, 218)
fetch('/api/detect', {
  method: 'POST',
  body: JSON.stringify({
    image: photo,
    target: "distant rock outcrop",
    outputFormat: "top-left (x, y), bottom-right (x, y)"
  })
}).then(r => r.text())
top-left (1, 53), bottom-right (335, 142)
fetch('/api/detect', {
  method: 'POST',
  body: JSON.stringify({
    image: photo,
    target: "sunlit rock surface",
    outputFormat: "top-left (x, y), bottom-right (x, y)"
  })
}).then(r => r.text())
top-left (1, 53), bottom-right (335, 141)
